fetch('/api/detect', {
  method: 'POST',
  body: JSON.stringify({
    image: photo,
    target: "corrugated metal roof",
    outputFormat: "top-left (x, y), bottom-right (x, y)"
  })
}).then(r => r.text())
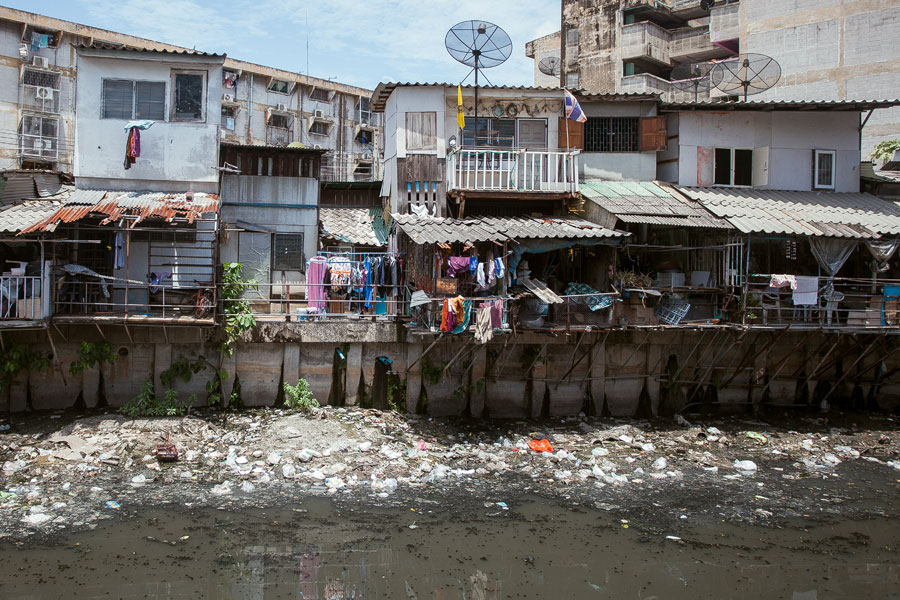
top-left (320, 207), bottom-right (386, 247)
top-left (676, 187), bottom-right (900, 238)
top-left (372, 82), bottom-right (561, 111)
top-left (20, 190), bottom-right (219, 234)
top-left (581, 180), bottom-right (731, 229)
top-left (76, 42), bottom-right (223, 58)
top-left (0, 199), bottom-right (65, 233)
top-left (392, 213), bottom-right (627, 245)
top-left (660, 99), bottom-right (900, 112)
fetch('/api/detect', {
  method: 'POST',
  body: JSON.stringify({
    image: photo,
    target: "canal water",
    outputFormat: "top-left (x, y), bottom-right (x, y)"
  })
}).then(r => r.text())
top-left (1, 496), bottom-right (897, 599)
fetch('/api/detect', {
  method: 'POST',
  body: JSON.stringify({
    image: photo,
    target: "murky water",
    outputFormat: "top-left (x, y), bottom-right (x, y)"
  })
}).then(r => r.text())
top-left (1, 497), bottom-right (898, 599)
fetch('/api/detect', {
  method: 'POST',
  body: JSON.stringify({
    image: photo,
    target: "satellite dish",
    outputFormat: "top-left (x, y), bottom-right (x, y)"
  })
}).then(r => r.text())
top-left (669, 61), bottom-right (714, 102)
top-left (538, 56), bottom-right (561, 78)
top-left (710, 53), bottom-right (781, 101)
top-left (446, 20), bottom-right (513, 145)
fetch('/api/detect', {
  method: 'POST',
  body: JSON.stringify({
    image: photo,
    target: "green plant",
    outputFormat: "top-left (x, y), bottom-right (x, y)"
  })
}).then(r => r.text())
top-left (387, 377), bottom-right (407, 412)
top-left (160, 354), bottom-right (208, 388)
top-left (69, 341), bottom-right (117, 375)
top-left (422, 358), bottom-right (446, 385)
top-left (221, 262), bottom-right (257, 357)
top-left (283, 378), bottom-right (319, 412)
top-left (870, 139), bottom-right (900, 162)
top-left (0, 345), bottom-right (50, 390)
top-left (736, 295), bottom-right (761, 322)
top-left (120, 380), bottom-right (196, 418)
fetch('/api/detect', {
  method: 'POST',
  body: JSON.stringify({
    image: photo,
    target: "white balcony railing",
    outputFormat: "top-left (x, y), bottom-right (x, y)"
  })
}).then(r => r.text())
top-left (0, 275), bottom-right (44, 321)
top-left (448, 148), bottom-right (580, 194)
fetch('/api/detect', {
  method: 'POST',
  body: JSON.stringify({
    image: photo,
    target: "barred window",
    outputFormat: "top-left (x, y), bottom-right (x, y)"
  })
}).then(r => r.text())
top-left (272, 233), bottom-right (305, 271)
top-left (584, 117), bottom-right (639, 152)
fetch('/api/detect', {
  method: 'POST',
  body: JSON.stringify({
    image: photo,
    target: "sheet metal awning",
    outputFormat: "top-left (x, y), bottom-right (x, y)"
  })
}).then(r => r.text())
top-left (392, 213), bottom-right (627, 245)
top-left (676, 187), bottom-right (900, 238)
top-left (581, 180), bottom-right (731, 229)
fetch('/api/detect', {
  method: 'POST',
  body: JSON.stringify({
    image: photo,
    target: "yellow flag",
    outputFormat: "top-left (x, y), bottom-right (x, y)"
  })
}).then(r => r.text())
top-left (457, 85), bottom-right (465, 130)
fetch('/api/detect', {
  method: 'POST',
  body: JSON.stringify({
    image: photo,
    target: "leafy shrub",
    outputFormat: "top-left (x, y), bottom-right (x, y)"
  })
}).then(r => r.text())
top-left (120, 381), bottom-right (196, 418)
top-left (283, 378), bottom-right (319, 413)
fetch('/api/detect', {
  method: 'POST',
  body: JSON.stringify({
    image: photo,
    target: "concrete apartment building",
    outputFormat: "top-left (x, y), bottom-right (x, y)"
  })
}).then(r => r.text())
top-left (526, 0), bottom-right (900, 156)
top-left (0, 7), bottom-right (381, 182)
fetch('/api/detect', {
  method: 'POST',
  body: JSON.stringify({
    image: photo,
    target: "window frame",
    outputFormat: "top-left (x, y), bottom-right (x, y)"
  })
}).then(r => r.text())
top-left (309, 120), bottom-right (330, 136)
top-left (813, 149), bottom-right (836, 190)
top-left (18, 114), bottom-right (59, 159)
top-left (309, 88), bottom-right (331, 102)
top-left (101, 78), bottom-right (167, 121)
top-left (271, 233), bottom-right (305, 272)
top-left (267, 78), bottom-right (291, 95)
top-left (406, 111), bottom-right (438, 152)
top-left (170, 69), bottom-right (207, 122)
top-left (713, 147), bottom-right (754, 187)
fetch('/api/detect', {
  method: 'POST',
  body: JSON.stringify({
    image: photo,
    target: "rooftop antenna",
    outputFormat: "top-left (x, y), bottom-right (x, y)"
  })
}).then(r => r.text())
top-left (669, 61), bottom-right (715, 102)
top-left (538, 56), bottom-right (562, 79)
top-left (445, 20), bottom-right (512, 146)
top-left (710, 53), bottom-right (781, 101)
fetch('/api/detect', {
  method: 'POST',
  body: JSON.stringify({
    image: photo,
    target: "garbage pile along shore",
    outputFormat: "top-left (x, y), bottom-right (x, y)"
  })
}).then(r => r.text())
top-left (2, 407), bottom-right (899, 536)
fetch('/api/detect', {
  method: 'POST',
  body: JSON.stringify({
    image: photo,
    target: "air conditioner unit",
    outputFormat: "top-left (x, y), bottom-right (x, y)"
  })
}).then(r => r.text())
top-left (276, 103), bottom-right (287, 111)
top-left (32, 56), bottom-right (49, 69)
top-left (223, 93), bottom-right (234, 103)
top-left (312, 144), bottom-right (322, 149)
top-left (34, 86), bottom-right (53, 100)
top-left (314, 109), bottom-right (325, 119)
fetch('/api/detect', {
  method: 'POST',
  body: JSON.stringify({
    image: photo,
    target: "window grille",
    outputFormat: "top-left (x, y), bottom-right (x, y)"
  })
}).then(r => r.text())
top-left (19, 115), bottom-right (58, 159)
top-left (272, 233), bottom-right (305, 271)
top-left (584, 117), bottom-right (639, 152)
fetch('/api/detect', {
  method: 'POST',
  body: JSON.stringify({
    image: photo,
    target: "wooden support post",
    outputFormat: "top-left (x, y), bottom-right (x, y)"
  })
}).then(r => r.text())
top-left (819, 337), bottom-right (880, 406)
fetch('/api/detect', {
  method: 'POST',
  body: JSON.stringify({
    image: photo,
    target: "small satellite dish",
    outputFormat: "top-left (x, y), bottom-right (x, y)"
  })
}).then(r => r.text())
top-left (445, 20), bottom-right (513, 145)
top-left (710, 53), bottom-right (781, 101)
top-left (669, 61), bottom-right (715, 102)
top-left (538, 56), bottom-right (561, 78)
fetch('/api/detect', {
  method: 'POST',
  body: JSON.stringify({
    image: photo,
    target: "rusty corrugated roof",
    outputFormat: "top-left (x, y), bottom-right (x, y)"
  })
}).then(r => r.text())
top-left (20, 190), bottom-right (219, 234)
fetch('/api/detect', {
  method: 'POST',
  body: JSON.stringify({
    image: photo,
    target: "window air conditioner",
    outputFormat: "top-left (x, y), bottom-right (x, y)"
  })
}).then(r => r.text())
top-left (32, 56), bottom-right (49, 69)
top-left (314, 109), bottom-right (325, 119)
top-left (34, 86), bottom-right (53, 100)
top-left (313, 144), bottom-right (322, 149)
top-left (276, 103), bottom-right (287, 112)
top-left (223, 93), bottom-right (234, 103)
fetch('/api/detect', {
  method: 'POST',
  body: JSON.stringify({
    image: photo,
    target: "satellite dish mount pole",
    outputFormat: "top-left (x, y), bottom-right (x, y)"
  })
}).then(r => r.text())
top-left (473, 50), bottom-right (479, 146)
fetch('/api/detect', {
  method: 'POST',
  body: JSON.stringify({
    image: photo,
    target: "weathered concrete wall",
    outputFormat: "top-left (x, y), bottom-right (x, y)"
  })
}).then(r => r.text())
top-left (2, 324), bottom-right (899, 417)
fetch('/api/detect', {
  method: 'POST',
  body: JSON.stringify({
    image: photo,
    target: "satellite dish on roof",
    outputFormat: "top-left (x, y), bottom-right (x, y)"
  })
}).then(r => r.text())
top-left (710, 53), bottom-right (781, 101)
top-left (445, 20), bottom-right (513, 145)
top-left (538, 56), bottom-right (561, 78)
top-left (669, 61), bottom-right (715, 102)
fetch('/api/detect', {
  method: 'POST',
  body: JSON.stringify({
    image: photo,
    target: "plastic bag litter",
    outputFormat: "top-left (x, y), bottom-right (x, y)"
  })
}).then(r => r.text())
top-left (528, 439), bottom-right (554, 453)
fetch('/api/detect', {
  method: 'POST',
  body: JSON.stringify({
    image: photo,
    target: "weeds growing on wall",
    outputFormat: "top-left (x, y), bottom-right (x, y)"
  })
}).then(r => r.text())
top-left (69, 342), bottom-right (117, 375)
top-left (0, 345), bottom-right (50, 390)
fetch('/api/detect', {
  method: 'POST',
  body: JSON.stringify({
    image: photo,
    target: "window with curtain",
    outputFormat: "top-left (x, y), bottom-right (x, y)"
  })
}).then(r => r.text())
top-left (406, 112), bottom-right (437, 151)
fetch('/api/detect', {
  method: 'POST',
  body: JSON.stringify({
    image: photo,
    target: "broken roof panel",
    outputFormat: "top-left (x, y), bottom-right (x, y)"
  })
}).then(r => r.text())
top-left (581, 180), bottom-right (731, 229)
top-left (392, 214), bottom-right (627, 245)
top-left (677, 187), bottom-right (900, 238)
top-left (20, 190), bottom-right (219, 234)
top-left (320, 207), bottom-right (386, 247)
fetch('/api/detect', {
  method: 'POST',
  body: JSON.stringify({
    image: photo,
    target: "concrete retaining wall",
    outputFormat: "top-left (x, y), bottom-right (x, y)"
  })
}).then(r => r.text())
top-left (2, 324), bottom-right (899, 416)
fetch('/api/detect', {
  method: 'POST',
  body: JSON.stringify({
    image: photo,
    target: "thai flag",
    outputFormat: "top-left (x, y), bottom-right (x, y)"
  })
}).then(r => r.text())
top-left (564, 89), bottom-right (587, 123)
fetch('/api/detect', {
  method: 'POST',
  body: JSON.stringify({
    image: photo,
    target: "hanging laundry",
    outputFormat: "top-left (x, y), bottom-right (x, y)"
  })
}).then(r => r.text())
top-left (363, 256), bottom-right (374, 308)
top-left (490, 299), bottom-right (503, 328)
top-left (114, 232), bottom-right (125, 269)
top-left (469, 256), bottom-right (478, 275)
top-left (474, 305), bottom-right (493, 344)
top-left (447, 256), bottom-right (470, 278)
top-left (30, 32), bottom-right (40, 51)
top-left (123, 120), bottom-right (155, 131)
top-left (123, 127), bottom-right (140, 170)
top-left (450, 299), bottom-right (472, 334)
top-left (223, 72), bottom-right (238, 89)
top-left (440, 299), bottom-right (451, 332)
top-left (493, 257), bottom-right (505, 279)
top-left (476, 262), bottom-right (487, 289)
top-left (38, 34), bottom-right (50, 48)
top-left (306, 256), bottom-right (328, 310)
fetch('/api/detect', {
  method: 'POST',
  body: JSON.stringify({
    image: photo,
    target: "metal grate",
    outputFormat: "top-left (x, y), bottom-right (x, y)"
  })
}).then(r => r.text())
top-left (272, 233), bottom-right (305, 271)
top-left (584, 117), bottom-right (639, 152)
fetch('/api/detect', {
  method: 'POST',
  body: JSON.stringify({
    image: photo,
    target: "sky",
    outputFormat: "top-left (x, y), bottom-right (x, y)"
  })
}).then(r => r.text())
top-left (4, 0), bottom-right (560, 89)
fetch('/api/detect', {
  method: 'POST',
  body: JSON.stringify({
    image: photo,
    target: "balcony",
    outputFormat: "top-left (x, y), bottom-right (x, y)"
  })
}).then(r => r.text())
top-left (0, 275), bottom-right (46, 324)
top-left (621, 21), bottom-right (671, 67)
top-left (266, 125), bottom-right (293, 147)
top-left (669, 26), bottom-right (733, 62)
top-left (447, 148), bottom-right (579, 194)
